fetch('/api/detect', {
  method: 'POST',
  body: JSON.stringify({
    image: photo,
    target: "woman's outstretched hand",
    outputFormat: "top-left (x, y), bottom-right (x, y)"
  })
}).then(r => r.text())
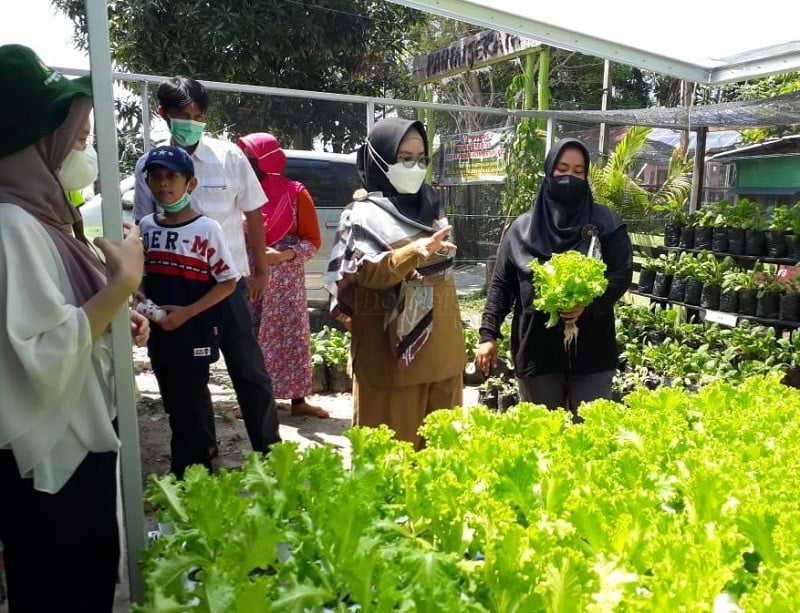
top-left (416, 225), bottom-right (457, 258)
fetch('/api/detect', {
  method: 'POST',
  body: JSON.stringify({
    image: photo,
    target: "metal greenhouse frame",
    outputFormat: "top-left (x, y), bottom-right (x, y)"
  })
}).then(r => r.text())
top-left (72, 0), bottom-right (800, 603)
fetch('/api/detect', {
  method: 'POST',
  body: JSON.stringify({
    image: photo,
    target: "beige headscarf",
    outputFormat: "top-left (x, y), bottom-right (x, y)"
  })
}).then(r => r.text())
top-left (0, 97), bottom-right (105, 303)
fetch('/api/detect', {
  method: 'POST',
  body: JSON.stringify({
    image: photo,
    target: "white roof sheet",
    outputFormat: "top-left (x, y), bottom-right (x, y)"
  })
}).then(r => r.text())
top-left (387, 0), bottom-right (800, 85)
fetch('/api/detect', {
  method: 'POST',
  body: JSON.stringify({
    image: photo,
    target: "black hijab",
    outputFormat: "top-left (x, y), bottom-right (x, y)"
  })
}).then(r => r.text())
top-left (357, 117), bottom-right (440, 226)
top-left (530, 137), bottom-right (620, 258)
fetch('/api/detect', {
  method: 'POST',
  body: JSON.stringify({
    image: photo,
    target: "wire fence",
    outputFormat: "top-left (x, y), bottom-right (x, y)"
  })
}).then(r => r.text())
top-left (436, 184), bottom-right (708, 268)
top-left (61, 68), bottom-right (735, 269)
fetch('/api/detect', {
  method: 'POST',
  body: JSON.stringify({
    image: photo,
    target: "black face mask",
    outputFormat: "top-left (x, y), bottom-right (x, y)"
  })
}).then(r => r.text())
top-left (546, 174), bottom-right (589, 206)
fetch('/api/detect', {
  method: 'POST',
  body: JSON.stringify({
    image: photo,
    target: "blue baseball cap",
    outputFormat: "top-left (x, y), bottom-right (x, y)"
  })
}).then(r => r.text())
top-left (144, 145), bottom-right (194, 177)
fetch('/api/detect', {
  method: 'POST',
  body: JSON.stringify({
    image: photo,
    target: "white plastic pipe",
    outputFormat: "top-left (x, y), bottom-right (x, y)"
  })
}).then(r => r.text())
top-left (85, 0), bottom-right (146, 603)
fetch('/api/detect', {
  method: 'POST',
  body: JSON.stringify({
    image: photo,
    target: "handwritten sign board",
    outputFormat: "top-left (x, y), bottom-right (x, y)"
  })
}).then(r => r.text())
top-left (413, 30), bottom-right (539, 84)
top-left (703, 309), bottom-right (738, 327)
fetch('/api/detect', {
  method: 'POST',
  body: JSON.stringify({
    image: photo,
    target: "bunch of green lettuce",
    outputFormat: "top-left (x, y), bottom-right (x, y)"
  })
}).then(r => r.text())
top-left (136, 374), bottom-right (800, 611)
top-left (530, 250), bottom-right (608, 349)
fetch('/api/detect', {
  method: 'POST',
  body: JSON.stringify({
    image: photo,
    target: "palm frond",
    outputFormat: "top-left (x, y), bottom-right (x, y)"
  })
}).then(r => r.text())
top-left (651, 151), bottom-right (693, 206)
top-left (605, 126), bottom-right (651, 175)
top-left (590, 126), bottom-right (652, 218)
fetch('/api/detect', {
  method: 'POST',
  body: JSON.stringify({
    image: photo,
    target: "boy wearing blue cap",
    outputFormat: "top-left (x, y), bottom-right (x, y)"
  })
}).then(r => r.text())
top-left (137, 145), bottom-right (239, 478)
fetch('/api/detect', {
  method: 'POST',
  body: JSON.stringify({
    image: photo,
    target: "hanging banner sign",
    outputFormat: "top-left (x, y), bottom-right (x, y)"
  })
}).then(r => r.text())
top-left (413, 30), bottom-right (539, 84)
top-left (437, 127), bottom-right (512, 185)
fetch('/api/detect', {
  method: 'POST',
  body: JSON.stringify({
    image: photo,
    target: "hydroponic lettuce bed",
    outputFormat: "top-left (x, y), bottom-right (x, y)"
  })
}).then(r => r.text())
top-left (138, 375), bottom-right (800, 612)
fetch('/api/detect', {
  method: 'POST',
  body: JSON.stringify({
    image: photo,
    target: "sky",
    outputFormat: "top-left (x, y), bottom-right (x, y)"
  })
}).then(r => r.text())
top-left (0, 0), bottom-right (166, 175)
top-left (1, 0), bottom-right (89, 70)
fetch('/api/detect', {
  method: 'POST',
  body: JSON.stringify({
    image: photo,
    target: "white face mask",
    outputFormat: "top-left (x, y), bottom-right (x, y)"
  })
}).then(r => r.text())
top-left (367, 139), bottom-right (428, 194)
top-left (58, 144), bottom-right (99, 192)
top-left (385, 162), bottom-right (427, 194)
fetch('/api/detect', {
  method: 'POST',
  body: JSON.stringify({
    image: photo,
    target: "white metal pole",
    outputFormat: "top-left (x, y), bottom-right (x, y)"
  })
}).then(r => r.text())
top-left (85, 0), bottom-right (146, 603)
top-left (366, 100), bottom-right (375, 134)
top-left (141, 81), bottom-right (151, 152)
top-left (598, 59), bottom-right (612, 164)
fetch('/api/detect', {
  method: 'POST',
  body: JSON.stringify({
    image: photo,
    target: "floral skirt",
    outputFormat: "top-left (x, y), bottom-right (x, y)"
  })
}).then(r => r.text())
top-left (252, 252), bottom-right (312, 399)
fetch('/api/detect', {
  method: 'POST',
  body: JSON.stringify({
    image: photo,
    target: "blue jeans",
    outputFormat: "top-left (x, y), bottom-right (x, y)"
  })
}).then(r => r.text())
top-left (220, 279), bottom-right (281, 451)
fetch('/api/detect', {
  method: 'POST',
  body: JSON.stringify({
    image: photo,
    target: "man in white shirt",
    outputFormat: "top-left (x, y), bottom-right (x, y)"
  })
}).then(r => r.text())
top-left (134, 76), bottom-right (280, 453)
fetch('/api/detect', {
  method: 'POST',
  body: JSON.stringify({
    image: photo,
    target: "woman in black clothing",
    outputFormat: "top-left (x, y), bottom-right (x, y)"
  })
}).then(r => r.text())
top-left (475, 138), bottom-right (632, 417)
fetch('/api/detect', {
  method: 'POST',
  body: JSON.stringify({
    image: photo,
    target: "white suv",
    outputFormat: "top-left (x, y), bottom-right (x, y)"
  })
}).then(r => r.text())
top-left (79, 175), bottom-right (136, 239)
top-left (79, 149), bottom-right (360, 308)
top-left (282, 149), bottom-right (360, 307)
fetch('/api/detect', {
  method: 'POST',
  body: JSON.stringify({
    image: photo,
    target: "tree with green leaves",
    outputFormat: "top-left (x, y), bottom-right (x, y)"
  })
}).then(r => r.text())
top-left (723, 71), bottom-right (800, 143)
top-left (52, 0), bottom-right (427, 152)
top-left (548, 51), bottom-right (650, 111)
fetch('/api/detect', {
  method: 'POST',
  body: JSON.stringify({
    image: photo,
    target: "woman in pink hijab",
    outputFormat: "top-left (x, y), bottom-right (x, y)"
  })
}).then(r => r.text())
top-left (237, 133), bottom-right (329, 418)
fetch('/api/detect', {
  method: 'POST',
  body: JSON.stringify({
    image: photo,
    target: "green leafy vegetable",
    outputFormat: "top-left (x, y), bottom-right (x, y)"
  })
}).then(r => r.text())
top-left (530, 251), bottom-right (608, 349)
top-left (137, 375), bottom-right (800, 612)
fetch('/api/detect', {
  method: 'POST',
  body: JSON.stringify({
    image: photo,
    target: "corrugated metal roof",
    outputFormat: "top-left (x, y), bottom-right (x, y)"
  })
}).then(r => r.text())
top-left (709, 135), bottom-right (800, 161)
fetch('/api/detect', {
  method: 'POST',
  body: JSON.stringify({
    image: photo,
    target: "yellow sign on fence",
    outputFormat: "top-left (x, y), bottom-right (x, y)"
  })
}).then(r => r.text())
top-left (438, 127), bottom-right (511, 185)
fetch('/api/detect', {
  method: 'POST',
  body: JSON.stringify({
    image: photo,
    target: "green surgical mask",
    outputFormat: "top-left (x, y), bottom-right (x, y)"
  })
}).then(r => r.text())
top-left (169, 118), bottom-right (205, 147)
top-left (156, 191), bottom-right (192, 213)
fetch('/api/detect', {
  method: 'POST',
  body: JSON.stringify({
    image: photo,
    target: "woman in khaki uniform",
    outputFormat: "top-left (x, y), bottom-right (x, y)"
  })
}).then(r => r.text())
top-left (326, 118), bottom-right (465, 448)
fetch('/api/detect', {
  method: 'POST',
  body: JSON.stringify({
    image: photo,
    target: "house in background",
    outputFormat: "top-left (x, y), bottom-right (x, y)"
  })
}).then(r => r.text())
top-left (645, 129), bottom-right (741, 203)
top-left (561, 125), bottom-right (742, 203)
top-left (706, 134), bottom-right (800, 207)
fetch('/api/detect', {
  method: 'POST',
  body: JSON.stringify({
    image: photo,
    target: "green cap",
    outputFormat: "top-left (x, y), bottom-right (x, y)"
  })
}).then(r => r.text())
top-left (0, 44), bottom-right (92, 158)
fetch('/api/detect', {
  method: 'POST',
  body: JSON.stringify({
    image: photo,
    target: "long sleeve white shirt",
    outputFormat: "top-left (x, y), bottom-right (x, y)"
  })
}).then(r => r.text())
top-left (0, 204), bottom-right (118, 493)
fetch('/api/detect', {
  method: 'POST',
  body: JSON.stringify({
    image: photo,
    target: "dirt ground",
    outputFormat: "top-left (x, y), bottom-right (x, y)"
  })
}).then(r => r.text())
top-left (133, 347), bottom-right (480, 480)
top-left (134, 347), bottom-right (350, 478)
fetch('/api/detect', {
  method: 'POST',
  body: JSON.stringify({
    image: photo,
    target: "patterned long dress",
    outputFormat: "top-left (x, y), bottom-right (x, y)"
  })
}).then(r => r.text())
top-left (251, 214), bottom-right (318, 399)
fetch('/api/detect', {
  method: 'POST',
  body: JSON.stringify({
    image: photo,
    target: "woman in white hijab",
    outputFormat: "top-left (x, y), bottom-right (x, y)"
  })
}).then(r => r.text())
top-left (0, 45), bottom-right (146, 612)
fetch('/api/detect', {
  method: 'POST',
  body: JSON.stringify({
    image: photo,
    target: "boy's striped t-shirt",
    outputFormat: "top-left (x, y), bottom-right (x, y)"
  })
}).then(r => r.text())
top-left (139, 212), bottom-right (239, 365)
